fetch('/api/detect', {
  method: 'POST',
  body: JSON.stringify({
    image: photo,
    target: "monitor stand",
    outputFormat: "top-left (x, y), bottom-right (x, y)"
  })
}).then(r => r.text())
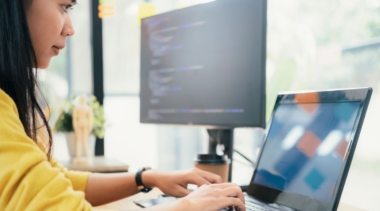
top-left (207, 129), bottom-right (234, 182)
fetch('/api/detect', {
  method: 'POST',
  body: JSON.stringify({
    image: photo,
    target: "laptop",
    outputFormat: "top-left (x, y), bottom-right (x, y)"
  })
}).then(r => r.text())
top-left (243, 88), bottom-right (372, 211)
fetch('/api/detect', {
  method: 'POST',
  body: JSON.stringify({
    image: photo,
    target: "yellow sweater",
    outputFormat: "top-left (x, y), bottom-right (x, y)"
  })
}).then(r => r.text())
top-left (0, 89), bottom-right (93, 211)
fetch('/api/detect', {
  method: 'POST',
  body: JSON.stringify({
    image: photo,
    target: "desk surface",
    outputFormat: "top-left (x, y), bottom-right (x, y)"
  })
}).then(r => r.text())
top-left (60, 156), bottom-right (129, 173)
top-left (96, 189), bottom-right (367, 211)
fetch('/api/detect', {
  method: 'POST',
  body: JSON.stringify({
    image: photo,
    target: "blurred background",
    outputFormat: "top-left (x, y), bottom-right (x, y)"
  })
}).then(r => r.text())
top-left (41, 0), bottom-right (380, 210)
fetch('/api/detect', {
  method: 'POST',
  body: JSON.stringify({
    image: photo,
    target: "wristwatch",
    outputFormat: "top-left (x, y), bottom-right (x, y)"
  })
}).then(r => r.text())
top-left (135, 167), bottom-right (152, 193)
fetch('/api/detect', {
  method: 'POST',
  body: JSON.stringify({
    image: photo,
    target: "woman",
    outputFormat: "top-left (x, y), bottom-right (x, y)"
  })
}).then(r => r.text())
top-left (0, 0), bottom-right (246, 210)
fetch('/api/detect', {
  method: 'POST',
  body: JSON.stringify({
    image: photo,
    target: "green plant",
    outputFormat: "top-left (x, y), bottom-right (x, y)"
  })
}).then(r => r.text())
top-left (53, 95), bottom-right (105, 139)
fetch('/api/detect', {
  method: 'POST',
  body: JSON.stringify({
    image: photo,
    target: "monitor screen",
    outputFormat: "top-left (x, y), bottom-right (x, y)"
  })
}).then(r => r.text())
top-left (253, 101), bottom-right (361, 202)
top-left (140, 0), bottom-right (267, 127)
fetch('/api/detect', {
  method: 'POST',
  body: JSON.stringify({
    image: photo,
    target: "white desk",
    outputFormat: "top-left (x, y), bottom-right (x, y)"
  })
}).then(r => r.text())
top-left (60, 156), bottom-right (129, 173)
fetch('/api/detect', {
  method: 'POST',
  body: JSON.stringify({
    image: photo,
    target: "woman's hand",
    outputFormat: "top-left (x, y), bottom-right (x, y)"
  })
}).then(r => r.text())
top-left (179, 183), bottom-right (246, 211)
top-left (143, 168), bottom-right (223, 197)
top-left (145, 183), bottom-right (245, 211)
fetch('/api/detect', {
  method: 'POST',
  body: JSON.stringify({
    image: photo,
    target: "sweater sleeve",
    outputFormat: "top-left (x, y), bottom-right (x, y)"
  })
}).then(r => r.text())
top-left (0, 91), bottom-right (92, 211)
top-left (36, 140), bottom-right (91, 192)
top-left (50, 157), bottom-right (91, 192)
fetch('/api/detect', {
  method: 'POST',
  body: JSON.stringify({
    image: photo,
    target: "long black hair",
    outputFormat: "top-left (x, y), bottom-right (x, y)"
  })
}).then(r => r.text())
top-left (0, 0), bottom-right (53, 160)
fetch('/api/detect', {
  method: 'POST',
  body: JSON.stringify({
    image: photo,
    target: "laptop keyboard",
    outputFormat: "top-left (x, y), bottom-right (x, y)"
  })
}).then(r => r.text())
top-left (245, 199), bottom-right (277, 211)
top-left (245, 196), bottom-right (279, 211)
top-left (220, 194), bottom-right (280, 211)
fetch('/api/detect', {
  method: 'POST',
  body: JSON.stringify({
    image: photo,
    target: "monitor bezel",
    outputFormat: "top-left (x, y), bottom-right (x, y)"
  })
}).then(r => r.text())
top-left (139, 0), bottom-right (267, 129)
top-left (246, 87), bottom-right (372, 211)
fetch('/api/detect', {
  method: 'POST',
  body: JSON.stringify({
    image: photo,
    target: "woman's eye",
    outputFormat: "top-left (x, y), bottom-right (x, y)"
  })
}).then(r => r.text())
top-left (61, 4), bottom-right (74, 12)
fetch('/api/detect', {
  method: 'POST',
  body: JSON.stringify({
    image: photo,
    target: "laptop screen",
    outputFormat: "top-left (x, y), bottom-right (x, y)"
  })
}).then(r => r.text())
top-left (252, 101), bottom-right (361, 202)
top-left (247, 89), bottom-right (372, 210)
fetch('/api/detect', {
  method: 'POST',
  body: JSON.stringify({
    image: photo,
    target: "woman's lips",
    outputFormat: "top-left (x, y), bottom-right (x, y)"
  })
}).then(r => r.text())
top-left (53, 45), bottom-right (64, 56)
top-left (52, 46), bottom-right (61, 56)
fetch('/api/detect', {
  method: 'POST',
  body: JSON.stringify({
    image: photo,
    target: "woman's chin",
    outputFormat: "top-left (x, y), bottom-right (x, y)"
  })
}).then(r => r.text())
top-left (37, 59), bottom-right (51, 70)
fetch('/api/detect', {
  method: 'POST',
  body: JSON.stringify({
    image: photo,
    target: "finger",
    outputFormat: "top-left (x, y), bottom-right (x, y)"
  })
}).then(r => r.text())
top-left (194, 168), bottom-right (223, 184)
top-left (210, 183), bottom-right (240, 190)
top-left (175, 185), bottom-right (192, 197)
top-left (222, 198), bottom-right (245, 211)
top-left (189, 174), bottom-right (211, 187)
top-left (221, 186), bottom-right (245, 205)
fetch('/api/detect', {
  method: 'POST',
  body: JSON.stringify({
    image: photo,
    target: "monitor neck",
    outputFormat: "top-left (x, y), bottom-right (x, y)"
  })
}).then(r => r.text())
top-left (207, 129), bottom-right (234, 182)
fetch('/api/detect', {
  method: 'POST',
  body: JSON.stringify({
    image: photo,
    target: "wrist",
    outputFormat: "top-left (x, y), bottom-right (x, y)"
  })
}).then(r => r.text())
top-left (141, 169), bottom-right (156, 188)
top-left (176, 198), bottom-right (192, 209)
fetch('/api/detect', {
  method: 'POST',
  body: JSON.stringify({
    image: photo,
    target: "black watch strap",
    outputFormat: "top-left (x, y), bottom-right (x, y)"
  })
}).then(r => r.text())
top-left (135, 167), bottom-right (152, 193)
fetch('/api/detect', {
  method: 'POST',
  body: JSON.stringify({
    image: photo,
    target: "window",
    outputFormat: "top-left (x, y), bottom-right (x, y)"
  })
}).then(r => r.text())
top-left (266, 1), bottom-right (380, 210)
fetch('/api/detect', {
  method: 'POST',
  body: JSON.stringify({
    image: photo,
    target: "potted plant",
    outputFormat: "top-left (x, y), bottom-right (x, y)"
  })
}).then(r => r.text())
top-left (53, 95), bottom-right (105, 158)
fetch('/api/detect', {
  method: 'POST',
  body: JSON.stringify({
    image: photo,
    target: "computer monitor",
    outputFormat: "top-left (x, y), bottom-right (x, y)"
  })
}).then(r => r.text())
top-left (140, 0), bottom-right (267, 180)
